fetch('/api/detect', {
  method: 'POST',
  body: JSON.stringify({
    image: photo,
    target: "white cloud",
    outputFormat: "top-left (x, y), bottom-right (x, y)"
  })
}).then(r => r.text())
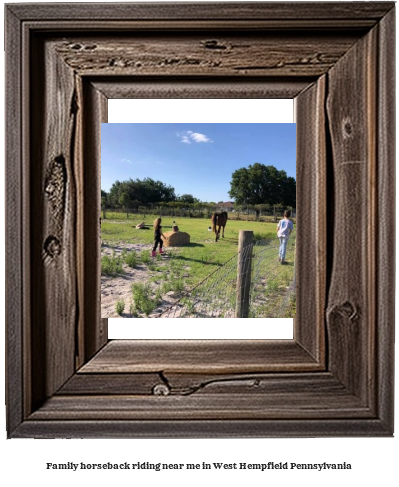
top-left (190, 132), bottom-right (212, 143)
top-left (177, 131), bottom-right (213, 144)
top-left (121, 158), bottom-right (132, 164)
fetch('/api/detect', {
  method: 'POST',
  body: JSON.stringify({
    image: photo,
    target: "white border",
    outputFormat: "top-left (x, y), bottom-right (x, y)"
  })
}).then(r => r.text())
top-left (107, 99), bottom-right (294, 339)
top-left (109, 99), bottom-right (295, 123)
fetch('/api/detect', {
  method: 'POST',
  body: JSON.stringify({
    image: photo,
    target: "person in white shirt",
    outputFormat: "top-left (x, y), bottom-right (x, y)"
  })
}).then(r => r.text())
top-left (277, 210), bottom-right (294, 264)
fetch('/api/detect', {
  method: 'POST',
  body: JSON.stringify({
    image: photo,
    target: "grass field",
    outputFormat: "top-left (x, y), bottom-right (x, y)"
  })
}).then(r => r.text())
top-left (101, 212), bottom-right (286, 281)
top-left (101, 212), bottom-right (296, 318)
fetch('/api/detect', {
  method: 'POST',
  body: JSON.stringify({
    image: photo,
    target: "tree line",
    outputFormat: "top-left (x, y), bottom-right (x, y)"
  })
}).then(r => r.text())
top-left (101, 163), bottom-right (296, 217)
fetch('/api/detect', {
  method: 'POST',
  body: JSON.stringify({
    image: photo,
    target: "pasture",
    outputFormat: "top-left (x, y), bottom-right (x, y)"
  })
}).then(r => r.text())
top-left (101, 212), bottom-right (296, 318)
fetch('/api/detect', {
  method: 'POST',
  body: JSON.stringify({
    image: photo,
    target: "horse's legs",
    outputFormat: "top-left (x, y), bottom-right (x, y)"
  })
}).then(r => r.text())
top-left (222, 224), bottom-right (225, 238)
top-left (216, 225), bottom-right (220, 242)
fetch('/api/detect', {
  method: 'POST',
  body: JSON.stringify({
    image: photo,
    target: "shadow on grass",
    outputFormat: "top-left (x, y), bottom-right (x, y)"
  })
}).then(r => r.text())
top-left (173, 255), bottom-right (223, 267)
top-left (183, 243), bottom-right (206, 248)
top-left (217, 237), bottom-right (239, 243)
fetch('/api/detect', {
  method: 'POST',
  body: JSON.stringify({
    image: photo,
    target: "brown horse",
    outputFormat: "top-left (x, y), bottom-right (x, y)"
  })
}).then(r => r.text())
top-left (211, 211), bottom-right (228, 242)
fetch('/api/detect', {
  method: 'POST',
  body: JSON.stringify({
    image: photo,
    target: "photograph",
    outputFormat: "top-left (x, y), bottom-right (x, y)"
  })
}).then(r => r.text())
top-left (101, 123), bottom-right (296, 320)
top-left (3, 1), bottom-right (396, 471)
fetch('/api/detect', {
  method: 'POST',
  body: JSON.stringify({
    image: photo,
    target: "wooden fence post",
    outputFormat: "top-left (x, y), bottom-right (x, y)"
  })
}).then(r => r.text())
top-left (235, 230), bottom-right (253, 318)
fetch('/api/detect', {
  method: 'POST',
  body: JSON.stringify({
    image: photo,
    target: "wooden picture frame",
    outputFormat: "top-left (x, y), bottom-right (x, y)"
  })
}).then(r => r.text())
top-left (5, 2), bottom-right (395, 438)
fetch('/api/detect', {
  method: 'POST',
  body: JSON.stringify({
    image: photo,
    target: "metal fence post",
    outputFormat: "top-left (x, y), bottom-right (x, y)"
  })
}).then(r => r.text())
top-left (235, 230), bottom-right (253, 318)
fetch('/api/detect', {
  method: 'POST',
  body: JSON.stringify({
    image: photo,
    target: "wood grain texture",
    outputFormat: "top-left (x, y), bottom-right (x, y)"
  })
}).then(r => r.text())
top-left (30, 37), bottom-right (78, 407)
top-left (86, 76), bottom-right (324, 373)
top-left (376, 7), bottom-right (395, 432)
top-left (325, 27), bottom-right (377, 404)
top-left (7, 2), bottom-right (394, 22)
top-left (91, 78), bottom-right (312, 99)
top-left (5, 6), bottom-right (24, 437)
top-left (79, 340), bottom-right (320, 374)
top-left (295, 75), bottom-right (326, 364)
top-left (21, 19), bottom-right (385, 33)
top-left (29, 393), bottom-right (371, 421)
top-left (81, 81), bottom-right (108, 363)
top-left (58, 372), bottom-right (163, 395)
top-left (53, 33), bottom-right (360, 78)
top-left (35, 371), bottom-right (374, 422)
top-left (5, 2), bottom-right (395, 438)
top-left (93, 74), bottom-right (324, 367)
top-left (61, 371), bottom-right (354, 397)
top-left (13, 418), bottom-right (391, 439)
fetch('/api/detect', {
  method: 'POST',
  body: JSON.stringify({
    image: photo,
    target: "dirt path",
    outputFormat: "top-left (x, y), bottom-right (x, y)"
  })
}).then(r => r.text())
top-left (101, 243), bottom-right (183, 318)
top-left (101, 240), bottom-right (296, 319)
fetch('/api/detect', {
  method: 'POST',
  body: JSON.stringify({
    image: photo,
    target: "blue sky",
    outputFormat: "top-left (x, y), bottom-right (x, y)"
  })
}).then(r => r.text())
top-left (101, 123), bottom-right (296, 203)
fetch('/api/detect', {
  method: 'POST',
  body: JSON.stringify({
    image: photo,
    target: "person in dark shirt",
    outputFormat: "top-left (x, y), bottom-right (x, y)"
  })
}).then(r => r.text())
top-left (152, 217), bottom-right (166, 256)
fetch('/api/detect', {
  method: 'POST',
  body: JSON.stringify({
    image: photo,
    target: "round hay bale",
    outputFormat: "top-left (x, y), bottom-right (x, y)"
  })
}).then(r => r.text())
top-left (163, 231), bottom-right (190, 247)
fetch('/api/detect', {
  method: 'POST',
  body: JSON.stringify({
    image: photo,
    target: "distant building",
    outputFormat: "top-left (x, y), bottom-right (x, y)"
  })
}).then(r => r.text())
top-left (217, 201), bottom-right (235, 212)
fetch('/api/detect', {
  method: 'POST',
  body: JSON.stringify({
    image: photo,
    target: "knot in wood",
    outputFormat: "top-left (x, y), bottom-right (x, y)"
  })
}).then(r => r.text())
top-left (43, 236), bottom-right (61, 259)
top-left (328, 301), bottom-right (359, 323)
top-left (45, 181), bottom-right (56, 197)
top-left (343, 119), bottom-right (353, 137)
top-left (339, 301), bottom-right (358, 321)
top-left (152, 383), bottom-right (170, 396)
top-left (83, 44), bottom-right (97, 51)
top-left (45, 156), bottom-right (66, 223)
top-left (201, 40), bottom-right (227, 50)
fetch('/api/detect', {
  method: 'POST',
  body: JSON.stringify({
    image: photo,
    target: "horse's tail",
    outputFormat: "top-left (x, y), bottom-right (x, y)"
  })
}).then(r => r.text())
top-left (211, 213), bottom-right (217, 233)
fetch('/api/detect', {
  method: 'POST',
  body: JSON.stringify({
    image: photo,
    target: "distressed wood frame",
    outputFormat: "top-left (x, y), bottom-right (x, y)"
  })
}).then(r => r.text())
top-left (5, 2), bottom-right (395, 438)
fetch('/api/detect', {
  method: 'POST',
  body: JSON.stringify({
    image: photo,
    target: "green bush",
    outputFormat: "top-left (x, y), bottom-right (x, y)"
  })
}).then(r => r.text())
top-left (155, 287), bottom-right (162, 303)
top-left (180, 297), bottom-right (195, 315)
top-left (140, 250), bottom-right (151, 264)
top-left (129, 301), bottom-right (139, 317)
top-left (131, 282), bottom-right (157, 316)
top-left (172, 278), bottom-right (185, 294)
top-left (101, 253), bottom-right (124, 276)
top-left (124, 251), bottom-right (139, 268)
top-left (115, 299), bottom-right (125, 315)
top-left (161, 281), bottom-right (173, 294)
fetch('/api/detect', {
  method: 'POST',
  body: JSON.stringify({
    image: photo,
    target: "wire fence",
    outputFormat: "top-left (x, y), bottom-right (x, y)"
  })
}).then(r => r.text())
top-left (157, 234), bottom-right (296, 318)
top-left (102, 206), bottom-right (296, 223)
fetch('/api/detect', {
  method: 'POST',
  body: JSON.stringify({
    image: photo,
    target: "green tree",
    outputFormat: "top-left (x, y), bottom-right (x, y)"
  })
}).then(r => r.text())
top-left (229, 163), bottom-right (296, 217)
top-left (253, 203), bottom-right (271, 220)
top-left (101, 190), bottom-right (108, 219)
top-left (179, 194), bottom-right (199, 205)
top-left (119, 192), bottom-right (131, 218)
top-left (108, 178), bottom-right (176, 207)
